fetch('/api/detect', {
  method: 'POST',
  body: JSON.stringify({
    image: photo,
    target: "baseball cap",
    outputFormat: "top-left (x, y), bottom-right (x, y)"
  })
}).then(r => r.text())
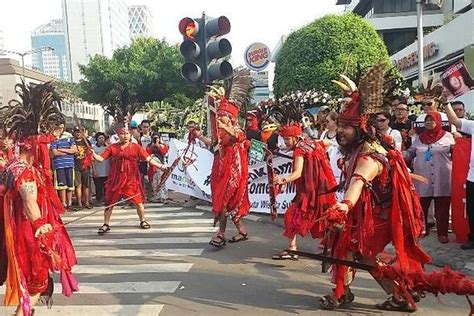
top-left (130, 120), bottom-right (138, 129)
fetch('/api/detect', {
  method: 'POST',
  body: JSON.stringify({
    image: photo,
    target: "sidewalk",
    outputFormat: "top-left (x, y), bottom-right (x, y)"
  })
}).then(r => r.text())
top-left (169, 190), bottom-right (474, 277)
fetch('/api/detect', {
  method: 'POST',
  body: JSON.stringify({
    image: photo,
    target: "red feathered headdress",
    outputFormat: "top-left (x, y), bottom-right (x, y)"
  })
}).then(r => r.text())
top-left (333, 62), bottom-right (387, 130)
top-left (280, 123), bottom-right (302, 137)
top-left (218, 97), bottom-right (240, 119)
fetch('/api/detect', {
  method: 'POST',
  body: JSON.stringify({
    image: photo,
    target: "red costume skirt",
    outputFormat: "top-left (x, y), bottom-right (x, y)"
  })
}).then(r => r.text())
top-left (210, 144), bottom-right (250, 218)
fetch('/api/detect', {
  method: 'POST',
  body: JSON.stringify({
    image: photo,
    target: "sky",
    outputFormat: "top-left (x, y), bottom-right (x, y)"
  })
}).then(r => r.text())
top-left (0, 0), bottom-right (343, 83)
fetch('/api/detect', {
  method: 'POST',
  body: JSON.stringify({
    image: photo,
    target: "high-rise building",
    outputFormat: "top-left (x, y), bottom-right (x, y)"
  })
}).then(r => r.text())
top-left (251, 71), bottom-right (270, 104)
top-left (31, 19), bottom-right (69, 81)
top-left (128, 5), bottom-right (153, 39)
top-left (62, 0), bottom-right (130, 82)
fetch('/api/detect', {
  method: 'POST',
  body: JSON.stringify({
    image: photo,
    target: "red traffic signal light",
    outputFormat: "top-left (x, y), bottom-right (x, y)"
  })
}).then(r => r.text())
top-left (178, 14), bottom-right (233, 85)
top-left (179, 17), bottom-right (199, 40)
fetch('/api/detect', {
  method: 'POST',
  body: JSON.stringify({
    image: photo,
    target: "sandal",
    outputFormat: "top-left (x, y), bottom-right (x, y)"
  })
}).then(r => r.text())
top-left (376, 296), bottom-right (416, 312)
top-left (272, 250), bottom-right (298, 260)
top-left (228, 233), bottom-right (248, 243)
top-left (209, 235), bottom-right (226, 248)
top-left (140, 221), bottom-right (151, 229)
top-left (319, 289), bottom-right (355, 310)
top-left (98, 224), bottom-right (110, 235)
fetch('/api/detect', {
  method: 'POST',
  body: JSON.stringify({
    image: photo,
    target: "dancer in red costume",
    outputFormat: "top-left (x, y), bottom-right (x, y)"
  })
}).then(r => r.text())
top-left (316, 63), bottom-right (474, 312)
top-left (195, 70), bottom-right (252, 248)
top-left (92, 125), bottom-right (168, 234)
top-left (270, 102), bottom-right (337, 260)
top-left (0, 82), bottom-right (78, 316)
top-left (0, 126), bottom-right (13, 171)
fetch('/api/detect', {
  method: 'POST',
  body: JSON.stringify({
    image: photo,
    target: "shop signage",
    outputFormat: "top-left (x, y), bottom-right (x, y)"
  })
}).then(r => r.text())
top-left (244, 42), bottom-right (271, 71)
top-left (393, 42), bottom-right (439, 70)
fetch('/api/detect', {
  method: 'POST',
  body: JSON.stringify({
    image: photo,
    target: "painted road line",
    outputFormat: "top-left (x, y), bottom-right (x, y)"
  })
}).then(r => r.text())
top-left (0, 305), bottom-right (163, 316)
top-left (72, 263), bottom-right (193, 274)
top-left (72, 237), bottom-right (210, 246)
top-left (67, 226), bottom-right (218, 237)
top-left (75, 248), bottom-right (204, 258)
top-left (0, 281), bottom-right (179, 295)
top-left (68, 218), bottom-right (213, 228)
top-left (62, 211), bottom-right (204, 222)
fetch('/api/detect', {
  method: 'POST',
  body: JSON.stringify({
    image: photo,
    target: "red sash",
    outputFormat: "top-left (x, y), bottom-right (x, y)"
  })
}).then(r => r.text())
top-left (451, 137), bottom-right (471, 243)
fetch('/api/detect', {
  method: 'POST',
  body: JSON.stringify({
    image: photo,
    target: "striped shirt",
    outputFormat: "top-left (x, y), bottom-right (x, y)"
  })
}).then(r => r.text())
top-left (51, 136), bottom-right (76, 169)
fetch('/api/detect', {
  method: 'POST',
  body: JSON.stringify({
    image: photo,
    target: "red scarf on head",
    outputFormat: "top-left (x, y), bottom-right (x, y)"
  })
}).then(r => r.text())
top-left (246, 115), bottom-right (258, 131)
top-left (419, 111), bottom-right (446, 145)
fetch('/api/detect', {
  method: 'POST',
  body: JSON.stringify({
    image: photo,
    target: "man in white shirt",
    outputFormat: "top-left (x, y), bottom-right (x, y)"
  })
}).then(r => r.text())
top-left (445, 102), bottom-right (474, 250)
top-left (375, 111), bottom-right (403, 151)
top-left (183, 119), bottom-right (206, 148)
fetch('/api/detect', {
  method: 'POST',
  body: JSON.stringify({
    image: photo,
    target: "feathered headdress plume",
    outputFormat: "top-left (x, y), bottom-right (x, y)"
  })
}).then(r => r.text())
top-left (208, 69), bottom-right (252, 119)
top-left (2, 82), bottom-right (64, 141)
top-left (270, 96), bottom-right (305, 138)
top-left (414, 73), bottom-right (444, 102)
top-left (332, 61), bottom-right (388, 128)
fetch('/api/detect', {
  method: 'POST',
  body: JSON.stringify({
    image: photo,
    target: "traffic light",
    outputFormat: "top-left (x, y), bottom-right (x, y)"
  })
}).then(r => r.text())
top-left (178, 14), bottom-right (233, 85)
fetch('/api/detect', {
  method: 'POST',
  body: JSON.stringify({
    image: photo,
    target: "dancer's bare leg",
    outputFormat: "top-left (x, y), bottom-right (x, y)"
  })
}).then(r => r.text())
top-left (104, 206), bottom-right (113, 225)
top-left (136, 202), bottom-right (145, 222)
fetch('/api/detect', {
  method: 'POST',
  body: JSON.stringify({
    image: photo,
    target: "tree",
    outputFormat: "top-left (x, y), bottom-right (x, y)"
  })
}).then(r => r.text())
top-left (78, 37), bottom-right (200, 120)
top-left (273, 13), bottom-right (390, 97)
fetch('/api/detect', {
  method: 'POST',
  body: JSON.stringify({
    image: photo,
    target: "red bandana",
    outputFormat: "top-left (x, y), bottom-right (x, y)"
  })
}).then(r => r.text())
top-left (280, 123), bottom-right (302, 137)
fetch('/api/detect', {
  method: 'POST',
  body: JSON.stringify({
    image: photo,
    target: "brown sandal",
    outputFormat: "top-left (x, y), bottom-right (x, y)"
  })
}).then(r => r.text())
top-left (228, 233), bottom-right (248, 243)
top-left (209, 235), bottom-right (226, 248)
top-left (272, 250), bottom-right (298, 260)
top-left (376, 296), bottom-right (416, 313)
top-left (98, 224), bottom-right (110, 235)
top-left (319, 290), bottom-right (355, 310)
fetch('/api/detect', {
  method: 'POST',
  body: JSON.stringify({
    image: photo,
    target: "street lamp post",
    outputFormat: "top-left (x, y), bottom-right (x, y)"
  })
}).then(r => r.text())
top-left (0, 46), bottom-right (54, 82)
top-left (416, 0), bottom-right (424, 86)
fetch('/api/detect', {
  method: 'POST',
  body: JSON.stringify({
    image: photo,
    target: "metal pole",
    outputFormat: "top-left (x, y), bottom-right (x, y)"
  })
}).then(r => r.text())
top-left (21, 54), bottom-right (26, 83)
top-left (416, 0), bottom-right (424, 86)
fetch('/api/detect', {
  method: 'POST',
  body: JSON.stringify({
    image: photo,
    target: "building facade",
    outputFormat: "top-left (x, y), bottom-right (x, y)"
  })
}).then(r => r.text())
top-left (31, 19), bottom-right (69, 81)
top-left (62, 0), bottom-right (130, 82)
top-left (128, 5), bottom-right (153, 39)
top-left (0, 58), bottom-right (106, 130)
top-left (251, 71), bottom-right (270, 104)
top-left (390, 8), bottom-right (474, 111)
top-left (338, 0), bottom-right (448, 55)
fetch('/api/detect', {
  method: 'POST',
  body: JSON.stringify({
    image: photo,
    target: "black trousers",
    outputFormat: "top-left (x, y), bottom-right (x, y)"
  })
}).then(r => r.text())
top-left (467, 181), bottom-right (474, 241)
top-left (94, 177), bottom-right (108, 202)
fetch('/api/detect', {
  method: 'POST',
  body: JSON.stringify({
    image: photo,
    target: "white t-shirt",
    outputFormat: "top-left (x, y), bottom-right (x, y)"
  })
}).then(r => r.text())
top-left (460, 119), bottom-right (474, 182)
top-left (387, 128), bottom-right (403, 152)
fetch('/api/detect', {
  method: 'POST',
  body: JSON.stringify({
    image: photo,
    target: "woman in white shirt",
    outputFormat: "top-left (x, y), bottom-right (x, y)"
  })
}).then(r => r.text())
top-left (320, 112), bottom-right (343, 196)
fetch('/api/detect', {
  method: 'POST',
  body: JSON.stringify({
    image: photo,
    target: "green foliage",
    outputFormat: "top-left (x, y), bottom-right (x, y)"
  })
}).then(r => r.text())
top-left (273, 13), bottom-right (390, 97)
top-left (78, 37), bottom-right (200, 114)
top-left (52, 80), bottom-right (83, 103)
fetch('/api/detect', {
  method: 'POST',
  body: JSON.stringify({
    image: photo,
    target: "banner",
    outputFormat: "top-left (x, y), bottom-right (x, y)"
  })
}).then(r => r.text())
top-left (441, 60), bottom-right (474, 100)
top-left (451, 137), bottom-right (471, 243)
top-left (166, 139), bottom-right (295, 214)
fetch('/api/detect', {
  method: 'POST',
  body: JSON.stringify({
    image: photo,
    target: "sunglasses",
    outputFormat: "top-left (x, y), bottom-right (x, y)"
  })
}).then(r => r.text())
top-left (422, 102), bottom-right (433, 106)
top-left (376, 118), bottom-right (388, 123)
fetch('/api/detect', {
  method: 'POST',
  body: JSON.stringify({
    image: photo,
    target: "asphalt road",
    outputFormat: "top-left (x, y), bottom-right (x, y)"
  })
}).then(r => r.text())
top-left (0, 204), bottom-right (470, 316)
